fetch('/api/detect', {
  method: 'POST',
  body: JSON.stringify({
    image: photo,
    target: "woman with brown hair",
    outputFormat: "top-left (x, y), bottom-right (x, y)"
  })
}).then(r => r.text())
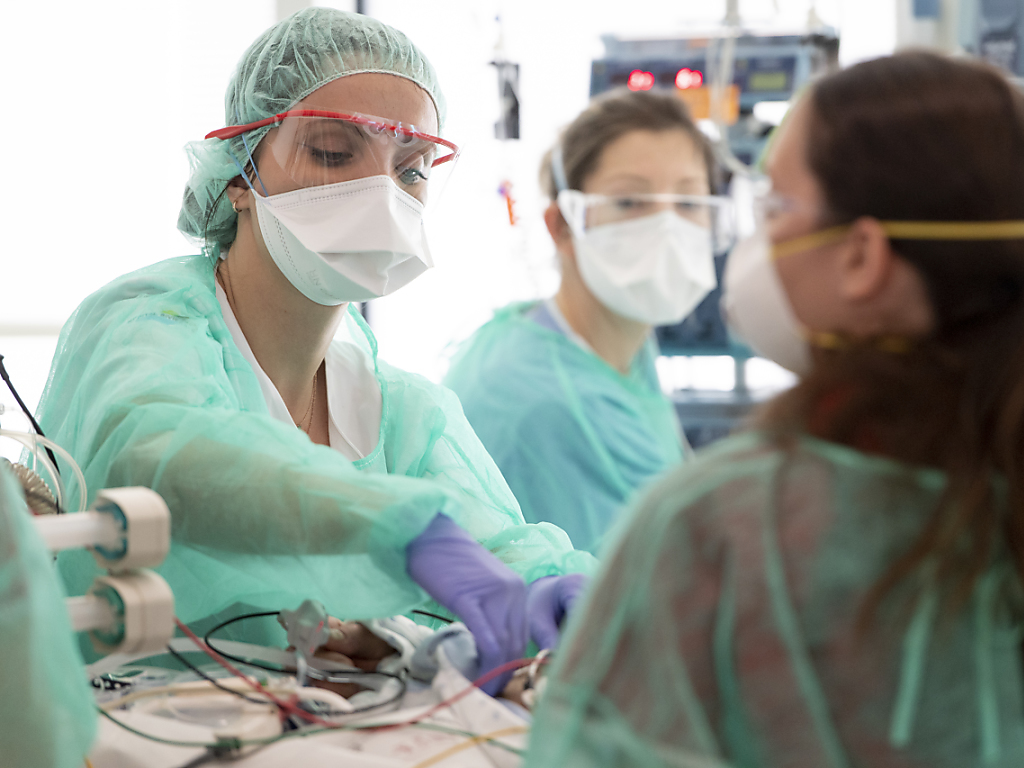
top-left (445, 89), bottom-right (730, 556)
top-left (524, 52), bottom-right (1024, 767)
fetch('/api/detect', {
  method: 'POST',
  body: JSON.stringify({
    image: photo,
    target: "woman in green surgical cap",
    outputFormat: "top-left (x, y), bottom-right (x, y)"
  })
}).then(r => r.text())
top-left (37, 8), bottom-right (592, 686)
top-left (445, 90), bottom-right (729, 554)
top-left (526, 52), bottom-right (1024, 767)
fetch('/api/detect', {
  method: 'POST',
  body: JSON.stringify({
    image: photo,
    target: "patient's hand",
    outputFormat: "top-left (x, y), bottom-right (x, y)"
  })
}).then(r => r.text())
top-left (305, 617), bottom-right (398, 699)
top-left (315, 617), bottom-right (397, 670)
top-left (500, 667), bottom-right (530, 707)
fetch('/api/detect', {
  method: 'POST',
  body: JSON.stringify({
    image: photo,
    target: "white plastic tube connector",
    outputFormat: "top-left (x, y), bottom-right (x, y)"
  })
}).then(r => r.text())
top-left (66, 594), bottom-right (119, 634)
top-left (30, 487), bottom-right (170, 570)
top-left (87, 570), bottom-right (175, 657)
top-left (90, 487), bottom-right (171, 571)
top-left (33, 511), bottom-right (122, 553)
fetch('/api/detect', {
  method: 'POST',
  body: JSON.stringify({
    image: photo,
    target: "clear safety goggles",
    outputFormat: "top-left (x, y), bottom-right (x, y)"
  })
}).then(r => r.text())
top-left (206, 109), bottom-right (460, 203)
top-left (753, 190), bottom-right (807, 223)
top-left (557, 189), bottom-right (735, 252)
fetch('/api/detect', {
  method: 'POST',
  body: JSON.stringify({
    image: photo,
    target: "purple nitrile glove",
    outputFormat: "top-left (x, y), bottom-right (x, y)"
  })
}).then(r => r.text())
top-left (407, 514), bottom-right (527, 695)
top-left (526, 573), bottom-right (589, 650)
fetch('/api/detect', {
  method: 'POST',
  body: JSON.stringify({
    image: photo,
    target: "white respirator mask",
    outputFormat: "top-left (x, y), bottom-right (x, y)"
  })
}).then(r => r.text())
top-left (721, 229), bottom-right (811, 375)
top-left (250, 175), bottom-right (433, 306)
top-left (722, 207), bottom-right (1024, 376)
top-left (563, 206), bottom-right (718, 326)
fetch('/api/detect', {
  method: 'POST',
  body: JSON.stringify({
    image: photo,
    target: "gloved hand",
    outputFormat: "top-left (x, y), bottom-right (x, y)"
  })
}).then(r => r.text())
top-left (526, 573), bottom-right (589, 650)
top-left (407, 514), bottom-right (528, 695)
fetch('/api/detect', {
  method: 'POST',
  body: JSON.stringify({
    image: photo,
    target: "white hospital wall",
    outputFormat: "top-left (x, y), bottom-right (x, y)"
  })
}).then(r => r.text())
top-left (0, 0), bottom-right (275, 454)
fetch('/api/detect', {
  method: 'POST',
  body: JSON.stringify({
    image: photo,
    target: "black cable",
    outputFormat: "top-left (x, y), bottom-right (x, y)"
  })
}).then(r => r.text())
top-left (165, 727), bottom-right (272, 767)
top-left (202, 611), bottom-right (407, 714)
top-left (202, 611), bottom-right (282, 673)
top-left (165, 644), bottom-right (269, 706)
top-left (0, 355), bottom-right (49, 441)
top-left (0, 354), bottom-right (62, 490)
top-left (412, 609), bottom-right (454, 624)
top-left (171, 748), bottom-right (228, 768)
top-left (170, 739), bottom-right (277, 768)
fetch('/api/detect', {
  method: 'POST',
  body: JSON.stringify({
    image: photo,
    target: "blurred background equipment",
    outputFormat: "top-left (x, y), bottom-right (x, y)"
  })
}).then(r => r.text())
top-left (491, 59), bottom-right (521, 140)
top-left (589, 30), bottom-right (839, 165)
top-left (960, 0), bottom-right (1024, 79)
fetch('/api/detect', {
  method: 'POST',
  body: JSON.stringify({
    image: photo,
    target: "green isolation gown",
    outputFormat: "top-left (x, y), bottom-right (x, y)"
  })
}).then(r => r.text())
top-left (444, 301), bottom-right (686, 554)
top-left (36, 255), bottom-right (593, 652)
top-left (525, 431), bottom-right (1024, 767)
top-left (0, 463), bottom-right (95, 766)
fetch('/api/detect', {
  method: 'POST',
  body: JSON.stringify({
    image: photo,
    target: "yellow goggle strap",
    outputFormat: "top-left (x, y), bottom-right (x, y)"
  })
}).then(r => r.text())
top-left (770, 220), bottom-right (1024, 261)
top-left (771, 225), bottom-right (850, 260)
top-left (807, 330), bottom-right (912, 354)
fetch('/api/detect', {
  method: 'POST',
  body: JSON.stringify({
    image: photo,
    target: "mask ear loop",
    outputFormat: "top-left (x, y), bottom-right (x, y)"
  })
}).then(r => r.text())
top-left (550, 143), bottom-right (569, 193)
top-left (229, 131), bottom-right (269, 198)
top-left (551, 143), bottom-right (585, 239)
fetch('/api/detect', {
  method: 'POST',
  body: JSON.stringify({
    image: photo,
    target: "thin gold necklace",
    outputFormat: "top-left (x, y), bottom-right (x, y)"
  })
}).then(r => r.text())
top-left (218, 260), bottom-right (319, 433)
top-left (297, 370), bottom-right (317, 432)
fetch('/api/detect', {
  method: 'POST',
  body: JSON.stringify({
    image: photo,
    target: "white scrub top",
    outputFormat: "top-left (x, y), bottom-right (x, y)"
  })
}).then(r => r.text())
top-left (216, 285), bottom-right (382, 461)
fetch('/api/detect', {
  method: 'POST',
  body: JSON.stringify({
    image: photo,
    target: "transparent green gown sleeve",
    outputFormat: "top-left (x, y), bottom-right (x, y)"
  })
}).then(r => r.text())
top-left (37, 256), bottom-right (594, 642)
top-left (444, 303), bottom-right (685, 554)
top-left (0, 463), bottom-right (95, 767)
top-left (525, 431), bottom-right (1024, 768)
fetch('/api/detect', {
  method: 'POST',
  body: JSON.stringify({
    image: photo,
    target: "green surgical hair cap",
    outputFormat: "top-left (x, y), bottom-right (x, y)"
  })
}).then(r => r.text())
top-left (177, 7), bottom-right (446, 258)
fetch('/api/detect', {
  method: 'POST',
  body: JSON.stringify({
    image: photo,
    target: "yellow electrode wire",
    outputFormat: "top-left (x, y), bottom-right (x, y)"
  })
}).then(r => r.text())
top-left (409, 726), bottom-right (530, 768)
top-left (771, 221), bottom-right (1024, 261)
top-left (84, 759), bottom-right (95, 768)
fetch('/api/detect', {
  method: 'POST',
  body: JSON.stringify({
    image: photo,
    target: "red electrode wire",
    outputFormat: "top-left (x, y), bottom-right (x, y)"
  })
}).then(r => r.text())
top-left (174, 617), bottom-right (337, 728)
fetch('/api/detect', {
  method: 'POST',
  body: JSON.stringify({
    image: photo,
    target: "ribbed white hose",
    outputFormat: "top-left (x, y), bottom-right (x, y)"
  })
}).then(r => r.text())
top-left (0, 430), bottom-right (65, 511)
top-left (0, 429), bottom-right (88, 511)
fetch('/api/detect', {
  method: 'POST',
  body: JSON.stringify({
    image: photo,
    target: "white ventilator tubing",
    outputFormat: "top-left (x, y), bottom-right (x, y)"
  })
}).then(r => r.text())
top-left (31, 486), bottom-right (170, 570)
top-left (87, 570), bottom-right (176, 656)
top-left (32, 487), bottom-right (177, 656)
top-left (33, 511), bottom-right (122, 552)
top-left (66, 593), bottom-right (119, 634)
top-left (0, 429), bottom-right (89, 512)
top-left (90, 487), bottom-right (171, 571)
top-left (61, 573), bottom-right (179, 655)
top-left (0, 430), bottom-right (65, 510)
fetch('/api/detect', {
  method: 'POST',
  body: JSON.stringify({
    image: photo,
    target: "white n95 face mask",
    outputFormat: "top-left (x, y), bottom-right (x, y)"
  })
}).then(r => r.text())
top-left (570, 211), bottom-right (718, 326)
top-left (251, 175), bottom-right (433, 306)
top-left (721, 230), bottom-right (811, 375)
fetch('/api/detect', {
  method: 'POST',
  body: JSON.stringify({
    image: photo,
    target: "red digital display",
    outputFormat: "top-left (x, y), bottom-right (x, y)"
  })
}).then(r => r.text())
top-left (627, 69), bottom-right (656, 91)
top-left (675, 68), bottom-right (703, 90)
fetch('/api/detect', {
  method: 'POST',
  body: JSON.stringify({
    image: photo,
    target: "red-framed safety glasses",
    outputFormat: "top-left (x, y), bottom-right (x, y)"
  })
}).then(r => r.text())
top-left (207, 109), bottom-right (458, 198)
top-left (206, 109), bottom-right (459, 167)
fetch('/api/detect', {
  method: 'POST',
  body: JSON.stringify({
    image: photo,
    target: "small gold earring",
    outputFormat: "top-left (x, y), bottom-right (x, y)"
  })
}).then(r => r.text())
top-left (231, 200), bottom-right (240, 214)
